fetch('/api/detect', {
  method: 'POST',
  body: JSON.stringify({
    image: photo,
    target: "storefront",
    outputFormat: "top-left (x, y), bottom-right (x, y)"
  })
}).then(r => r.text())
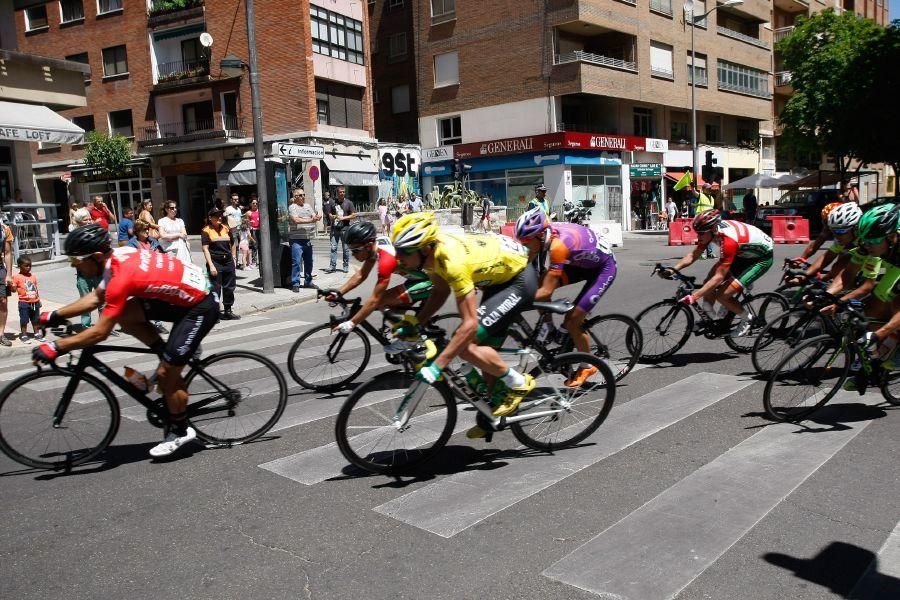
top-left (628, 163), bottom-right (664, 229)
top-left (377, 144), bottom-right (420, 202)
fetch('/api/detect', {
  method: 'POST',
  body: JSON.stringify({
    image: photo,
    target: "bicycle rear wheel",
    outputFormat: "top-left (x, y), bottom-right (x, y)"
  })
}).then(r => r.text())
top-left (763, 335), bottom-right (849, 422)
top-left (0, 370), bottom-right (119, 469)
top-left (751, 307), bottom-right (827, 375)
top-left (335, 371), bottom-right (457, 475)
top-left (635, 300), bottom-right (693, 361)
top-left (579, 314), bottom-right (642, 381)
top-left (287, 322), bottom-right (372, 392)
top-left (879, 369), bottom-right (900, 406)
top-left (185, 351), bottom-right (287, 444)
top-left (511, 352), bottom-right (615, 451)
top-left (724, 292), bottom-right (789, 353)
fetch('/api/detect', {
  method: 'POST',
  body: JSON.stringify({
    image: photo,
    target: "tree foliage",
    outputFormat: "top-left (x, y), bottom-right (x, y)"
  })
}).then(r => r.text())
top-left (83, 130), bottom-right (132, 178)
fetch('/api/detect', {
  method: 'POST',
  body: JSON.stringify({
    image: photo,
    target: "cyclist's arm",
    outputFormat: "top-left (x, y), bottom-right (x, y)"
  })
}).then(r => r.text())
top-left (536, 269), bottom-right (563, 301)
top-left (434, 290), bottom-right (478, 369)
top-left (53, 287), bottom-right (105, 321)
top-left (415, 273), bottom-right (450, 324)
top-left (822, 252), bottom-right (852, 282)
top-left (873, 305), bottom-right (900, 340)
top-left (799, 230), bottom-right (828, 260)
top-left (671, 243), bottom-right (705, 272)
top-left (806, 249), bottom-right (838, 277)
top-left (827, 260), bottom-right (862, 295)
top-left (691, 262), bottom-right (730, 300)
top-left (339, 257), bottom-right (374, 296)
top-left (54, 312), bottom-right (117, 354)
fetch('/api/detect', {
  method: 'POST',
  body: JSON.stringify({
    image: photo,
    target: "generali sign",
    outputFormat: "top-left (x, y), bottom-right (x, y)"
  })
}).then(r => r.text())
top-left (453, 132), bottom-right (660, 159)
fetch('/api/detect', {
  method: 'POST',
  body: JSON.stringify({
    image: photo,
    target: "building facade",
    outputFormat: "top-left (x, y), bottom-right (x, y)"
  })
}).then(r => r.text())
top-left (368, 0), bottom-right (419, 144)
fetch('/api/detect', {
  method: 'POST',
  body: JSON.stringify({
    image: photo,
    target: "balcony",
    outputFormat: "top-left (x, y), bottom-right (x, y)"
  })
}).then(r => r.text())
top-left (718, 80), bottom-right (771, 99)
top-left (154, 58), bottom-right (210, 89)
top-left (554, 50), bottom-right (636, 73)
top-left (137, 116), bottom-right (245, 148)
top-left (774, 26), bottom-right (795, 44)
top-left (148, 0), bottom-right (205, 28)
top-left (774, 70), bottom-right (793, 95)
top-left (717, 26), bottom-right (770, 49)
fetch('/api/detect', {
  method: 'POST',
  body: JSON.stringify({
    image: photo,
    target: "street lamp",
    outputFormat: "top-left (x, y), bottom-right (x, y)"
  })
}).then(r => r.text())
top-left (684, 0), bottom-right (743, 187)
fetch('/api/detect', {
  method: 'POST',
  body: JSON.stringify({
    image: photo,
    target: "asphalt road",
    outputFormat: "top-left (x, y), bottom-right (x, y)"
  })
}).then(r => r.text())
top-left (1, 232), bottom-right (898, 600)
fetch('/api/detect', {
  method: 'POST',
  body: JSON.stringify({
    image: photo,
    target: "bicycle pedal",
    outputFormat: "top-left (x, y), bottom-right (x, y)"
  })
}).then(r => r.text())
top-left (483, 431), bottom-right (494, 443)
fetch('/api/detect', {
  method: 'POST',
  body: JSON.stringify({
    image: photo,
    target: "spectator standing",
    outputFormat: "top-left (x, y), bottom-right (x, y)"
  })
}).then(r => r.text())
top-left (377, 198), bottom-right (389, 235)
top-left (398, 196), bottom-right (410, 216)
top-left (845, 182), bottom-right (860, 204)
top-left (117, 207), bottom-right (135, 246)
top-left (87, 195), bottom-right (116, 233)
top-left (326, 186), bottom-right (356, 273)
top-left (128, 220), bottom-right (162, 252)
top-left (137, 199), bottom-right (160, 237)
top-left (0, 217), bottom-right (14, 346)
top-left (527, 184), bottom-right (551, 216)
top-left (665, 198), bottom-right (677, 226)
top-left (244, 199), bottom-right (260, 268)
top-left (288, 189), bottom-right (320, 291)
top-left (237, 216), bottom-right (255, 272)
top-left (201, 208), bottom-right (240, 320)
top-left (743, 190), bottom-right (758, 225)
top-left (68, 201), bottom-right (80, 232)
top-left (693, 185), bottom-right (716, 259)
top-left (12, 256), bottom-right (41, 344)
top-left (224, 194), bottom-right (243, 267)
top-left (409, 194), bottom-right (423, 213)
top-left (69, 208), bottom-right (101, 332)
top-left (480, 195), bottom-right (493, 232)
top-left (157, 202), bottom-right (192, 264)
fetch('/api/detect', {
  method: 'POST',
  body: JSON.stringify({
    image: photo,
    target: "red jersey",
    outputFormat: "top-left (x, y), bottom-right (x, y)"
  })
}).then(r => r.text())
top-left (98, 247), bottom-right (211, 320)
top-left (88, 206), bottom-right (113, 230)
top-left (372, 236), bottom-right (428, 286)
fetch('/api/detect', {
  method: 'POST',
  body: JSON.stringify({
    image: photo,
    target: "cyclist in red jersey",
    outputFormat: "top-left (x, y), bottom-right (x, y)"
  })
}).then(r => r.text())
top-left (32, 224), bottom-right (218, 458)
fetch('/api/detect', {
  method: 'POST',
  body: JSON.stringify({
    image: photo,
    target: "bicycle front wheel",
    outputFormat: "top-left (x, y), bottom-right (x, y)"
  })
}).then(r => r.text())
top-left (879, 369), bottom-right (900, 406)
top-left (335, 370), bottom-right (457, 475)
top-left (287, 322), bottom-right (371, 391)
top-left (185, 351), bottom-right (288, 444)
top-left (511, 352), bottom-right (615, 451)
top-left (751, 307), bottom-right (827, 375)
top-left (0, 370), bottom-right (119, 469)
top-left (581, 314), bottom-right (643, 381)
top-left (635, 300), bottom-right (693, 361)
top-left (763, 335), bottom-right (849, 422)
top-left (724, 292), bottom-right (789, 353)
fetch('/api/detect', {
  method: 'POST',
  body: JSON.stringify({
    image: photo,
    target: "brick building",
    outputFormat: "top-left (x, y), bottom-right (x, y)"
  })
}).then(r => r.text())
top-left (368, 0), bottom-right (419, 144)
top-left (13, 0), bottom-right (377, 232)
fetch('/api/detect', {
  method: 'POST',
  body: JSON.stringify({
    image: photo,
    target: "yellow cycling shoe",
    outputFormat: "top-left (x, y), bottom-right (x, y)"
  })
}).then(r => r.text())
top-left (565, 365), bottom-right (599, 388)
top-left (466, 425), bottom-right (489, 439)
top-left (492, 375), bottom-right (535, 417)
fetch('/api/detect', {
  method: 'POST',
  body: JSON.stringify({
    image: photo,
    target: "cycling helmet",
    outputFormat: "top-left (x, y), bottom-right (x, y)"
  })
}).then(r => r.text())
top-left (827, 202), bottom-right (862, 231)
top-left (391, 211), bottom-right (439, 249)
top-left (514, 207), bottom-right (551, 240)
top-left (857, 204), bottom-right (900, 244)
top-left (821, 202), bottom-right (842, 222)
top-left (344, 220), bottom-right (377, 246)
top-left (692, 209), bottom-right (723, 233)
top-left (64, 223), bottom-right (111, 256)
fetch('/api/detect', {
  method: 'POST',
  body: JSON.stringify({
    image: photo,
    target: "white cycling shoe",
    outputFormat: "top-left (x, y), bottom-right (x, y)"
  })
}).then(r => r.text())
top-left (149, 426), bottom-right (197, 458)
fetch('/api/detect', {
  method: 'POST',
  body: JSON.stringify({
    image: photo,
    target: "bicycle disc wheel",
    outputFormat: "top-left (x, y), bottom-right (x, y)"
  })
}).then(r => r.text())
top-left (582, 314), bottom-right (643, 381)
top-left (335, 370), bottom-right (457, 474)
top-left (724, 292), bottom-right (790, 353)
top-left (635, 300), bottom-right (693, 361)
top-left (511, 352), bottom-right (615, 451)
top-left (763, 335), bottom-right (849, 422)
top-left (0, 370), bottom-right (119, 469)
top-left (287, 322), bottom-right (371, 391)
top-left (185, 351), bottom-right (287, 444)
top-left (751, 308), bottom-right (827, 375)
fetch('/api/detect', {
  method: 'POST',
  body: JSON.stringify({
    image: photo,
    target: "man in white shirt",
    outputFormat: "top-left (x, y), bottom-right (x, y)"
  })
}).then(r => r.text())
top-left (223, 194), bottom-right (244, 267)
top-left (665, 198), bottom-right (677, 226)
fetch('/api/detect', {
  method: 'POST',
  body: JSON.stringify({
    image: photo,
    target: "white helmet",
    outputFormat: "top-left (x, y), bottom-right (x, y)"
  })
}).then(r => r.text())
top-left (827, 202), bottom-right (862, 231)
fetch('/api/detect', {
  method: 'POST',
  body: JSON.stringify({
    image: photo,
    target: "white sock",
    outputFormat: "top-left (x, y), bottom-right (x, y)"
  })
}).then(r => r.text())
top-left (501, 368), bottom-right (526, 388)
top-left (701, 299), bottom-right (715, 315)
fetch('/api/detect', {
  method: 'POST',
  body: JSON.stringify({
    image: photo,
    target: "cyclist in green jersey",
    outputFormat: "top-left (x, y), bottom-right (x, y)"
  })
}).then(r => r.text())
top-left (789, 202), bottom-right (862, 286)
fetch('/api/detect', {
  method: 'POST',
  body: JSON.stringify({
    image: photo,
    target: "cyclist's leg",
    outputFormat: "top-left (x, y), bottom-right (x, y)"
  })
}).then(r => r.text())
top-left (117, 299), bottom-right (165, 348)
top-left (717, 254), bottom-right (773, 333)
top-left (565, 259), bottom-right (617, 354)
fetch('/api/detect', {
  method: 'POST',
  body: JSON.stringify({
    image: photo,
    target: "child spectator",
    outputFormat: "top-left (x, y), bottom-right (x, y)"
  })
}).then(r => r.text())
top-left (13, 256), bottom-right (41, 344)
top-left (237, 216), bottom-right (255, 270)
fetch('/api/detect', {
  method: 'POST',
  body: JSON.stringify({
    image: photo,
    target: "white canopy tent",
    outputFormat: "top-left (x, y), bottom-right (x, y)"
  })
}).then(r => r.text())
top-left (724, 172), bottom-right (803, 190)
top-left (0, 100), bottom-right (85, 145)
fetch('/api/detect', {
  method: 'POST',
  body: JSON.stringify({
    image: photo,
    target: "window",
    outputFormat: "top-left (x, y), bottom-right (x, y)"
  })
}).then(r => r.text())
top-left (705, 116), bottom-right (721, 143)
top-left (717, 60), bottom-right (769, 98)
top-left (649, 41), bottom-right (674, 79)
top-left (391, 85), bottom-right (410, 114)
top-left (372, 88), bottom-right (380, 104)
top-left (102, 45), bottom-right (128, 77)
top-left (315, 80), bottom-right (364, 129)
top-left (66, 52), bottom-right (91, 83)
top-left (222, 92), bottom-right (240, 129)
top-left (670, 112), bottom-right (689, 142)
top-left (431, 0), bottom-right (455, 24)
top-left (437, 115), bottom-right (461, 145)
top-left (317, 99), bottom-right (329, 125)
top-left (388, 32), bottom-right (407, 61)
top-left (687, 52), bottom-right (707, 85)
top-left (649, 0), bottom-right (673, 15)
top-left (60, 0), bottom-right (84, 23)
top-left (72, 115), bottom-right (95, 135)
top-left (25, 6), bottom-right (48, 30)
top-left (389, 0), bottom-right (405, 7)
top-left (689, 0), bottom-right (707, 27)
top-left (737, 119), bottom-right (758, 146)
top-left (108, 109), bottom-right (133, 137)
top-left (633, 107), bottom-right (654, 137)
top-left (434, 51), bottom-right (459, 88)
top-left (310, 5), bottom-right (365, 65)
top-left (98, 0), bottom-right (122, 14)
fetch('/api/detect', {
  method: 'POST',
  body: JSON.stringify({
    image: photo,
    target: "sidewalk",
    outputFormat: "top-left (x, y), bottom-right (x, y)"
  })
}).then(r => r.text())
top-left (1, 238), bottom-right (351, 356)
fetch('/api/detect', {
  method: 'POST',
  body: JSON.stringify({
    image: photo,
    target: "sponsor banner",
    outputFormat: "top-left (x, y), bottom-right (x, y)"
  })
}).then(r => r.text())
top-left (454, 132), bottom-right (652, 159)
top-left (378, 146), bottom-right (421, 197)
top-left (422, 146), bottom-right (453, 162)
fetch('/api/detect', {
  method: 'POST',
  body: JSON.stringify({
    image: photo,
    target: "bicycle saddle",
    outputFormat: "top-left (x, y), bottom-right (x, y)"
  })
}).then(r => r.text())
top-left (533, 301), bottom-right (574, 314)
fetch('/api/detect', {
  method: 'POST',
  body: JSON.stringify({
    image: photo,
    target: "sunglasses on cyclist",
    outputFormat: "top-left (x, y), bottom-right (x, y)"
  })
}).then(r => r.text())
top-left (398, 247), bottom-right (421, 255)
top-left (349, 245), bottom-right (370, 255)
top-left (68, 254), bottom-right (93, 266)
top-left (830, 227), bottom-right (853, 235)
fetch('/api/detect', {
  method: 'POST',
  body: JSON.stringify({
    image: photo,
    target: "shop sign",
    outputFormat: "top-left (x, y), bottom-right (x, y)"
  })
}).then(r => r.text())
top-left (379, 147), bottom-right (420, 178)
top-left (273, 143), bottom-right (325, 160)
top-left (629, 163), bottom-right (662, 178)
top-left (454, 132), bottom-right (651, 160)
top-left (645, 138), bottom-right (669, 153)
top-left (423, 146), bottom-right (452, 162)
top-left (563, 132), bottom-right (648, 152)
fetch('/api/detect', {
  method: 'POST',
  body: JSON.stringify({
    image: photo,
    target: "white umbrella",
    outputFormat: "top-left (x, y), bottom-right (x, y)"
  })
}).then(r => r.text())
top-left (724, 173), bottom-right (782, 190)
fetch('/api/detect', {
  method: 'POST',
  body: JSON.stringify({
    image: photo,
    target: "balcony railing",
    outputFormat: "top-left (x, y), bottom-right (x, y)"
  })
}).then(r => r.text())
top-left (688, 70), bottom-right (708, 86)
top-left (775, 71), bottom-right (793, 86)
top-left (155, 58), bottom-right (210, 85)
top-left (554, 50), bottom-right (637, 73)
top-left (649, 0), bottom-right (673, 16)
top-left (148, 0), bottom-right (205, 26)
top-left (137, 116), bottom-right (245, 147)
top-left (717, 26), bottom-right (771, 49)
top-left (774, 26), bottom-right (795, 43)
top-left (717, 80), bottom-right (771, 98)
top-left (650, 66), bottom-right (674, 80)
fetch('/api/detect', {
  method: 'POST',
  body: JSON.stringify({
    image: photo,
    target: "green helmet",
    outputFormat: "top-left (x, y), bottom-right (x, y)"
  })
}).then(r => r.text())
top-left (857, 204), bottom-right (900, 244)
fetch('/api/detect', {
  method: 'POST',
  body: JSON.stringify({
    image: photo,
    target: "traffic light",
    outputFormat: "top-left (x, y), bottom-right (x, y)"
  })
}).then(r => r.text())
top-left (701, 150), bottom-right (718, 184)
top-left (451, 158), bottom-right (471, 181)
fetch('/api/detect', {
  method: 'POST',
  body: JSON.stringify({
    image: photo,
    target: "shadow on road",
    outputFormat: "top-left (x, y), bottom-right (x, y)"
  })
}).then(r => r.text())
top-left (640, 351), bottom-right (737, 368)
top-left (741, 402), bottom-right (888, 433)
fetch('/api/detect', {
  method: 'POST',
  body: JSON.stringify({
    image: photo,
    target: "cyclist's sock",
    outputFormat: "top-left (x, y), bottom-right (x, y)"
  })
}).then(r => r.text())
top-left (500, 368), bottom-right (525, 388)
top-left (701, 299), bottom-right (715, 316)
top-left (168, 412), bottom-right (189, 436)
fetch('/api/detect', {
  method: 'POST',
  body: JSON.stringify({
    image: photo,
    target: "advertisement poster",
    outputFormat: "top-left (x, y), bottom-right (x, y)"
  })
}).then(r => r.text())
top-left (378, 146), bottom-right (421, 198)
top-left (273, 165), bottom-right (290, 241)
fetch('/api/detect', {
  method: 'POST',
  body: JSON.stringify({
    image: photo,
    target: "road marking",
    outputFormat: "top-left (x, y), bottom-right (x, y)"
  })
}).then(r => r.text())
top-left (849, 518), bottom-right (900, 599)
top-left (543, 390), bottom-right (883, 599)
top-left (372, 372), bottom-right (752, 538)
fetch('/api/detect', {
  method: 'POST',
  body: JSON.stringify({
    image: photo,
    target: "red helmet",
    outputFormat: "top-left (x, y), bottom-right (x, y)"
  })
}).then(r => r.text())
top-left (693, 209), bottom-right (722, 233)
top-left (821, 202), bottom-right (842, 221)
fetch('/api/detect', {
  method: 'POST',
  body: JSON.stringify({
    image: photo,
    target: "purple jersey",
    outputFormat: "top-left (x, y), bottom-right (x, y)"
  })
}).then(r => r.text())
top-left (547, 223), bottom-right (614, 273)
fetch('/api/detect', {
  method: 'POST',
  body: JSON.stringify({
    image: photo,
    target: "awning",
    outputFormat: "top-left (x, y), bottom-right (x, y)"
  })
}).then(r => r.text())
top-left (217, 157), bottom-right (283, 186)
top-left (324, 153), bottom-right (379, 187)
top-left (778, 170), bottom-right (842, 190)
top-left (0, 100), bottom-right (85, 145)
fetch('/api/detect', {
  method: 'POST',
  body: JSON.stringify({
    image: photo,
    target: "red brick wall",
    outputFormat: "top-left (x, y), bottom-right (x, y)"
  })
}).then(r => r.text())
top-left (368, 0), bottom-right (419, 143)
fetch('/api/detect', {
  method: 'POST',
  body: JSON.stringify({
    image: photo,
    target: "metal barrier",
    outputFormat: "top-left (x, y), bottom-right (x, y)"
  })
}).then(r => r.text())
top-left (3, 203), bottom-right (62, 262)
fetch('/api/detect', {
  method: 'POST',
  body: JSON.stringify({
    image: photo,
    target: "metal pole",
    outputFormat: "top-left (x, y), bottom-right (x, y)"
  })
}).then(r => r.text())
top-left (690, 15), bottom-right (699, 187)
top-left (245, 0), bottom-right (274, 293)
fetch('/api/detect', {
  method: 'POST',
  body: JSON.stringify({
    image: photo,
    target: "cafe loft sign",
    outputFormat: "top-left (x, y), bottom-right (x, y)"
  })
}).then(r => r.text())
top-left (453, 132), bottom-right (654, 159)
top-left (629, 163), bottom-right (663, 178)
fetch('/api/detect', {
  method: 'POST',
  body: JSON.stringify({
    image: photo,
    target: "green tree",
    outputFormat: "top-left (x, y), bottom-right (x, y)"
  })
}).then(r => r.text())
top-left (776, 9), bottom-right (882, 188)
top-left (82, 130), bottom-right (133, 200)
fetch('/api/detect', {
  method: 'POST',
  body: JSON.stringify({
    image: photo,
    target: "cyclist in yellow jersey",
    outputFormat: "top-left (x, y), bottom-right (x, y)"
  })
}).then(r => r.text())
top-left (390, 213), bottom-right (538, 435)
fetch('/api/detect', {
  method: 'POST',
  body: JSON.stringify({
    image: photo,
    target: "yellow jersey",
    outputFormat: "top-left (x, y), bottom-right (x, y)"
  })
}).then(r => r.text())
top-left (428, 233), bottom-right (528, 297)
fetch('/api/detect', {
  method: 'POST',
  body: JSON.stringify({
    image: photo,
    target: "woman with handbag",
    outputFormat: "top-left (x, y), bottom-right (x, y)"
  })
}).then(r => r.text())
top-left (157, 202), bottom-right (192, 264)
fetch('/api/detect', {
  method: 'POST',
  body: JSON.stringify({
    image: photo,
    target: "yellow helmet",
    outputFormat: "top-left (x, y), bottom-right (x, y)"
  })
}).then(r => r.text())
top-left (391, 211), bottom-right (439, 249)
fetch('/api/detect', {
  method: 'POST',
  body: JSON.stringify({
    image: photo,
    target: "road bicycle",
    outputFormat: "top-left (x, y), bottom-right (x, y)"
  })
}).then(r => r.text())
top-left (763, 298), bottom-right (900, 422)
top-left (0, 325), bottom-right (288, 470)
top-left (286, 288), bottom-right (460, 392)
top-left (635, 263), bottom-right (788, 360)
top-left (335, 301), bottom-right (616, 475)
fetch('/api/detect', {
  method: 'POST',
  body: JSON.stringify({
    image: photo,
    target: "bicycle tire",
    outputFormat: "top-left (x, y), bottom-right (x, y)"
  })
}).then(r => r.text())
top-left (635, 299), bottom-right (693, 361)
top-left (724, 292), bottom-right (789, 353)
top-left (879, 369), bottom-right (900, 406)
top-left (511, 352), bottom-right (615, 451)
top-left (751, 307), bottom-right (827, 375)
top-left (0, 369), bottom-right (120, 470)
top-left (335, 370), bottom-right (457, 475)
top-left (185, 351), bottom-right (288, 444)
top-left (286, 322), bottom-right (371, 391)
top-left (568, 314), bottom-right (642, 382)
top-left (763, 334), bottom-right (849, 422)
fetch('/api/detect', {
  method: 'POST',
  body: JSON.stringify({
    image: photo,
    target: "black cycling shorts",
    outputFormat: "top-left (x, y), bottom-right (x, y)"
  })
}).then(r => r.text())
top-left (141, 294), bottom-right (219, 366)
top-left (475, 264), bottom-right (537, 346)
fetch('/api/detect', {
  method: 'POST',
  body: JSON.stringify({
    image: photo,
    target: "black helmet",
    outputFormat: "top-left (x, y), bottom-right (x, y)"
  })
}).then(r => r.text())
top-left (344, 220), bottom-right (377, 245)
top-left (65, 224), bottom-right (111, 256)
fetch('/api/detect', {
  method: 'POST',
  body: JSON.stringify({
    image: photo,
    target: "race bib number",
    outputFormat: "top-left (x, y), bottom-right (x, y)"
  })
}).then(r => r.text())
top-left (497, 234), bottom-right (527, 257)
top-left (181, 264), bottom-right (210, 292)
top-left (594, 235), bottom-right (612, 255)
